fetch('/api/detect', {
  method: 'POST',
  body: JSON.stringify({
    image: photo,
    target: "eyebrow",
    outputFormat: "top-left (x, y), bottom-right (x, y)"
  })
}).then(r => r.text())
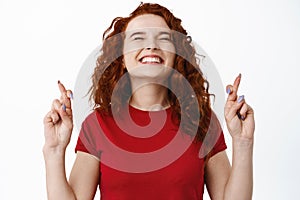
top-left (158, 31), bottom-right (171, 36)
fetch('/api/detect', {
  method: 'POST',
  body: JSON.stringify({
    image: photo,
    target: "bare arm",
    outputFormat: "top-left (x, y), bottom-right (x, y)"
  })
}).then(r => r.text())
top-left (43, 150), bottom-right (100, 200)
top-left (69, 151), bottom-right (100, 200)
top-left (43, 82), bottom-right (99, 200)
top-left (205, 74), bottom-right (255, 200)
top-left (205, 151), bottom-right (231, 200)
top-left (205, 144), bottom-right (253, 200)
top-left (43, 148), bottom-right (77, 200)
top-left (224, 138), bottom-right (253, 200)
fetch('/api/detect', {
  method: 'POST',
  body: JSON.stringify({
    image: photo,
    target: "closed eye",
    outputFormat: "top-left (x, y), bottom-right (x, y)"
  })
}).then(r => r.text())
top-left (158, 32), bottom-right (172, 42)
top-left (129, 31), bottom-right (146, 41)
top-left (159, 37), bottom-right (171, 41)
top-left (133, 37), bottom-right (145, 41)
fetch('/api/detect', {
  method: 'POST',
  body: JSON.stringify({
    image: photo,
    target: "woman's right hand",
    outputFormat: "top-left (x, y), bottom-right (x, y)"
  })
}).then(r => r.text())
top-left (43, 81), bottom-right (74, 155)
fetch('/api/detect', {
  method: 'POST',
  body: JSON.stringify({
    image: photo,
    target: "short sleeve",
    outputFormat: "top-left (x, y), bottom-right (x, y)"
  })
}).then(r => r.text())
top-left (199, 112), bottom-right (227, 159)
top-left (209, 130), bottom-right (227, 157)
top-left (75, 112), bottom-right (101, 159)
top-left (208, 112), bottom-right (227, 157)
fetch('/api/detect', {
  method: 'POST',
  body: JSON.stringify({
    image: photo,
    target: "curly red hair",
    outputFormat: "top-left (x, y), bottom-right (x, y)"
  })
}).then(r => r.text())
top-left (89, 2), bottom-right (216, 143)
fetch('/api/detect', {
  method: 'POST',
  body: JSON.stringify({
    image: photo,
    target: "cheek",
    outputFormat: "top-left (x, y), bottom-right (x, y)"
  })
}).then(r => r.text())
top-left (166, 53), bottom-right (176, 67)
top-left (123, 53), bottom-right (137, 69)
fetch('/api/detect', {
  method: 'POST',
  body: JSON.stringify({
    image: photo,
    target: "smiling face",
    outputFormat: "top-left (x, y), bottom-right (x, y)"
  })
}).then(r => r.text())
top-left (123, 14), bottom-right (176, 79)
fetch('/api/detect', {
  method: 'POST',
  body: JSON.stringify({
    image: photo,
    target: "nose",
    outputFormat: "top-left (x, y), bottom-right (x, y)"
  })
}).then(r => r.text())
top-left (145, 38), bottom-right (159, 50)
top-left (146, 46), bottom-right (157, 50)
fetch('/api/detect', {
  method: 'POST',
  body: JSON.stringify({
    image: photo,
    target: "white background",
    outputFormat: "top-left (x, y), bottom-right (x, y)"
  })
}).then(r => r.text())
top-left (0, 0), bottom-right (299, 199)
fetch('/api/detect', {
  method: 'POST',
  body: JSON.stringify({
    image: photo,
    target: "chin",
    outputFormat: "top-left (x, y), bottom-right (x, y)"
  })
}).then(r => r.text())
top-left (128, 64), bottom-right (173, 81)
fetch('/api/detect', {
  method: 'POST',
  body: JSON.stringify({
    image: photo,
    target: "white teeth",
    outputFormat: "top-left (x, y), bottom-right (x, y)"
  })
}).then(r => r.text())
top-left (141, 57), bottom-right (161, 63)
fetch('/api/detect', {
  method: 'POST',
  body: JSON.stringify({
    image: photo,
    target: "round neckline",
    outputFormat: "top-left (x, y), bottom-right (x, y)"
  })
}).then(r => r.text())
top-left (128, 103), bottom-right (172, 113)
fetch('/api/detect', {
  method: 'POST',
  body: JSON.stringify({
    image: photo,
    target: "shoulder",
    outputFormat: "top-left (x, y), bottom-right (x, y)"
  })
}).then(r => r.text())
top-left (82, 108), bottom-right (113, 125)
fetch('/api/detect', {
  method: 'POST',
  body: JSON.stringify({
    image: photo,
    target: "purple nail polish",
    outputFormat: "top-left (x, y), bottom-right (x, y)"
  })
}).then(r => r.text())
top-left (237, 112), bottom-right (245, 120)
top-left (69, 93), bottom-right (73, 99)
top-left (62, 104), bottom-right (66, 111)
top-left (226, 87), bottom-right (231, 94)
top-left (238, 95), bottom-right (244, 103)
top-left (237, 112), bottom-right (242, 119)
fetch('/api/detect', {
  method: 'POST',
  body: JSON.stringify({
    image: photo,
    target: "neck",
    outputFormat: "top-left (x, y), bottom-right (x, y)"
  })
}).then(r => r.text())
top-left (129, 84), bottom-right (170, 111)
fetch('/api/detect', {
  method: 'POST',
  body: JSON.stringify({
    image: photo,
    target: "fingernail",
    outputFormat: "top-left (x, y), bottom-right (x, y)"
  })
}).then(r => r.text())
top-left (58, 80), bottom-right (61, 84)
top-left (226, 87), bottom-right (231, 94)
top-left (238, 95), bottom-right (244, 103)
top-left (62, 104), bottom-right (66, 111)
top-left (237, 112), bottom-right (245, 120)
top-left (237, 112), bottom-right (242, 119)
top-left (237, 73), bottom-right (242, 79)
top-left (69, 93), bottom-right (73, 99)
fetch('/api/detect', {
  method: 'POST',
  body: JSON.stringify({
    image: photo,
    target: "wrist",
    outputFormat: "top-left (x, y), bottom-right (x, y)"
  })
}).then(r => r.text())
top-left (232, 136), bottom-right (254, 149)
top-left (43, 145), bottom-right (66, 160)
top-left (231, 137), bottom-right (254, 167)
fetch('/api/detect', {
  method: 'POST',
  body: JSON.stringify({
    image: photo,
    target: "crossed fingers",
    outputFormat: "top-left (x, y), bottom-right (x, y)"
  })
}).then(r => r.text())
top-left (225, 74), bottom-right (248, 121)
top-left (47, 81), bottom-right (73, 125)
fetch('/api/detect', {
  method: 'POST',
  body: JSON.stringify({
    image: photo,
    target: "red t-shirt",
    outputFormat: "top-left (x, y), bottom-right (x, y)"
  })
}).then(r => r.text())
top-left (75, 105), bottom-right (227, 200)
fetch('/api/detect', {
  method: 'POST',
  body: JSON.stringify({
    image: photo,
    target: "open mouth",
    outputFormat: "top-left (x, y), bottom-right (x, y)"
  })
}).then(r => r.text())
top-left (139, 55), bottom-right (164, 64)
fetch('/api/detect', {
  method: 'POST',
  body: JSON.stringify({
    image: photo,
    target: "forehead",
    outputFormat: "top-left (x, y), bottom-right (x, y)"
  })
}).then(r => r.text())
top-left (125, 14), bottom-right (170, 31)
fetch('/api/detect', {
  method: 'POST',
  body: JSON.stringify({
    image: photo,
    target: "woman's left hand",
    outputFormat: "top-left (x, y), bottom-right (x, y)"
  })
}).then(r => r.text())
top-left (225, 74), bottom-right (255, 141)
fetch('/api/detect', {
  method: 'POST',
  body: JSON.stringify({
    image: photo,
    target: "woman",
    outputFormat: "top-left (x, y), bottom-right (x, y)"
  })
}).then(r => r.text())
top-left (43, 3), bottom-right (255, 200)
